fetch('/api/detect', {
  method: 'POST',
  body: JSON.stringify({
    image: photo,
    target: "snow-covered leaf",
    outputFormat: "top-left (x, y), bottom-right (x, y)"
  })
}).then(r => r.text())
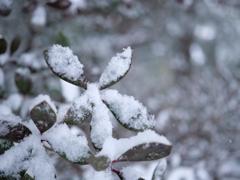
top-left (47, 0), bottom-right (72, 10)
top-left (30, 100), bottom-right (57, 133)
top-left (120, 166), bottom-right (145, 180)
top-left (63, 94), bottom-right (92, 125)
top-left (151, 159), bottom-right (167, 180)
top-left (42, 124), bottom-right (94, 165)
top-left (43, 45), bottom-right (87, 89)
top-left (98, 130), bottom-right (171, 162)
top-left (102, 89), bottom-right (155, 131)
top-left (15, 68), bottom-right (32, 95)
top-left (0, 37), bottom-right (7, 54)
top-left (0, 114), bottom-right (31, 142)
top-left (0, 139), bottom-right (14, 155)
top-left (118, 142), bottom-right (172, 162)
top-left (10, 35), bottom-right (21, 55)
top-left (99, 47), bottom-right (132, 90)
top-left (86, 155), bottom-right (111, 171)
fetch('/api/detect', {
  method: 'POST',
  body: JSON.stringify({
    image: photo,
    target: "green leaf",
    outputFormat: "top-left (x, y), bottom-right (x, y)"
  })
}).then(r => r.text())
top-left (43, 48), bottom-right (87, 89)
top-left (21, 173), bottom-right (34, 180)
top-left (56, 32), bottom-right (70, 47)
top-left (99, 47), bottom-right (132, 90)
top-left (0, 140), bottom-right (14, 155)
top-left (30, 101), bottom-right (57, 133)
top-left (0, 37), bottom-right (7, 54)
top-left (117, 143), bottom-right (172, 162)
top-left (0, 120), bottom-right (31, 142)
top-left (86, 156), bottom-right (111, 171)
top-left (0, 175), bottom-right (17, 180)
top-left (46, 0), bottom-right (71, 10)
top-left (10, 35), bottom-right (21, 55)
top-left (15, 68), bottom-right (32, 95)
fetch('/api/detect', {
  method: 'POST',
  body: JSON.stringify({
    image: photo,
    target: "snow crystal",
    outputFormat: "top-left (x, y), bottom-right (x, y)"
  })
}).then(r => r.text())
top-left (30, 6), bottom-right (46, 27)
top-left (42, 123), bottom-right (91, 163)
top-left (29, 94), bottom-right (57, 113)
top-left (46, 44), bottom-right (84, 81)
top-left (101, 89), bottom-right (155, 130)
top-left (99, 47), bottom-right (132, 88)
top-left (86, 84), bottom-right (113, 149)
top-left (121, 166), bottom-right (142, 180)
top-left (98, 130), bottom-right (171, 161)
top-left (0, 114), bottom-right (22, 136)
top-left (0, 135), bottom-right (34, 178)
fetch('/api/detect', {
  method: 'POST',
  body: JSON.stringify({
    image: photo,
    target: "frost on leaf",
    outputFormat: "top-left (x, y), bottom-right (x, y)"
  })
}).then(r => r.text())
top-left (42, 124), bottom-right (93, 164)
top-left (0, 136), bottom-right (33, 179)
top-left (43, 44), bottom-right (87, 89)
top-left (0, 114), bottom-right (31, 142)
top-left (30, 95), bottom-right (57, 133)
top-left (63, 94), bottom-right (92, 125)
top-left (98, 130), bottom-right (171, 162)
top-left (101, 89), bottom-right (155, 131)
top-left (99, 47), bottom-right (132, 90)
top-left (0, 139), bottom-right (14, 155)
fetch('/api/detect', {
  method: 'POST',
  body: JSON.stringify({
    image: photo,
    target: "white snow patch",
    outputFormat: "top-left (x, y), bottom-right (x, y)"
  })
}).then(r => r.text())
top-left (121, 166), bottom-right (142, 180)
top-left (29, 94), bottom-right (57, 113)
top-left (3, 93), bottom-right (23, 111)
top-left (46, 44), bottom-right (84, 81)
top-left (99, 47), bottom-right (132, 87)
top-left (42, 123), bottom-right (91, 163)
top-left (0, 104), bottom-right (11, 115)
top-left (167, 167), bottom-right (195, 180)
top-left (85, 170), bottom-right (113, 180)
top-left (98, 130), bottom-right (171, 161)
top-left (0, 114), bottom-right (22, 136)
top-left (31, 6), bottom-right (46, 27)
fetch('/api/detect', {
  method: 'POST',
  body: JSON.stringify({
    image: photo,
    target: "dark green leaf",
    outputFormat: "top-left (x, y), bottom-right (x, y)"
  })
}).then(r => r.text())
top-left (0, 140), bottom-right (14, 155)
top-left (99, 47), bottom-right (132, 90)
top-left (56, 32), bottom-right (70, 47)
top-left (86, 156), bottom-right (111, 171)
top-left (0, 120), bottom-right (31, 142)
top-left (0, 175), bottom-right (17, 180)
top-left (15, 68), bottom-right (32, 95)
top-left (0, 37), bottom-right (7, 54)
top-left (117, 143), bottom-right (172, 162)
top-left (43, 49), bottom-right (87, 89)
top-left (10, 35), bottom-right (21, 55)
top-left (47, 0), bottom-right (71, 10)
top-left (30, 101), bottom-right (57, 133)
top-left (21, 173), bottom-right (34, 180)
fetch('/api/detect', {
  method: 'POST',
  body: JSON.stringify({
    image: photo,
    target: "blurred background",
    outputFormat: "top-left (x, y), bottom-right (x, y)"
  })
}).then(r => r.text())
top-left (0, 0), bottom-right (240, 179)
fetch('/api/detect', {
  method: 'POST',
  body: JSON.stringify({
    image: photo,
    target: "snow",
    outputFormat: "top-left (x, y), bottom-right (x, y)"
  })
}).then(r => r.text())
top-left (152, 159), bottom-right (167, 180)
top-left (68, 0), bottom-right (86, 13)
top-left (0, 104), bottom-right (11, 115)
top-left (0, 0), bottom-right (12, 8)
top-left (99, 47), bottom-right (132, 88)
top-left (84, 170), bottom-right (113, 180)
top-left (29, 94), bottom-right (57, 113)
top-left (121, 166), bottom-right (142, 180)
top-left (86, 84), bottom-right (112, 149)
top-left (65, 93), bottom-right (92, 124)
top-left (42, 123), bottom-right (92, 163)
top-left (60, 79), bottom-right (80, 102)
top-left (101, 89), bottom-right (156, 130)
top-left (98, 130), bottom-right (171, 161)
top-left (0, 135), bottom-right (34, 178)
top-left (167, 167), bottom-right (195, 180)
top-left (0, 68), bottom-right (4, 87)
top-left (2, 93), bottom-right (23, 111)
top-left (15, 67), bottom-right (31, 77)
top-left (30, 6), bottom-right (46, 27)
top-left (46, 44), bottom-right (84, 81)
top-left (0, 114), bottom-right (22, 137)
